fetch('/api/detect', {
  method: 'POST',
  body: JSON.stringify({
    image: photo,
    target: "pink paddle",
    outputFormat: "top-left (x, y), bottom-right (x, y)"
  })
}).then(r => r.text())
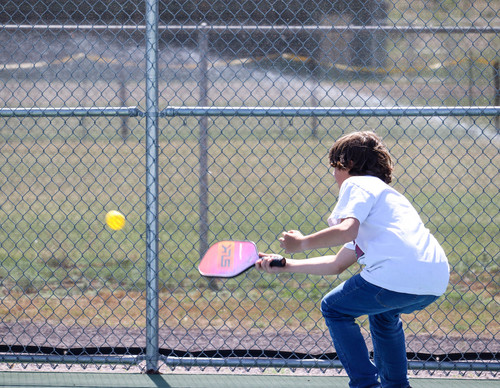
top-left (198, 241), bottom-right (286, 278)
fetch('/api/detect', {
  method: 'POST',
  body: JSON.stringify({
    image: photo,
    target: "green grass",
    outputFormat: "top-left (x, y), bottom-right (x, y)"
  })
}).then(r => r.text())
top-left (0, 117), bottom-right (498, 339)
top-left (0, 0), bottom-right (497, 357)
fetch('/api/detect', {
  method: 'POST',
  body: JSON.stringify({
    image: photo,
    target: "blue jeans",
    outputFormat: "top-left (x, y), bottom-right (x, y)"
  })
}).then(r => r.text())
top-left (321, 274), bottom-right (439, 388)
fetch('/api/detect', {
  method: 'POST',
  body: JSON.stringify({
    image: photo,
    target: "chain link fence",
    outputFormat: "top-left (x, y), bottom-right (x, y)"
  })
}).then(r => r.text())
top-left (0, 0), bottom-right (498, 375)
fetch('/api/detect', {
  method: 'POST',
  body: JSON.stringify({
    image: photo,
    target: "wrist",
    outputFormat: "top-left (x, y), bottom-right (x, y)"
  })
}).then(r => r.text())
top-left (299, 235), bottom-right (309, 251)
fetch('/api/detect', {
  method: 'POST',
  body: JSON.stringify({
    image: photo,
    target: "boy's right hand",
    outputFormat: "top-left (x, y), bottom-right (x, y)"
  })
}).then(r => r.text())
top-left (256, 253), bottom-right (286, 274)
top-left (279, 230), bottom-right (305, 253)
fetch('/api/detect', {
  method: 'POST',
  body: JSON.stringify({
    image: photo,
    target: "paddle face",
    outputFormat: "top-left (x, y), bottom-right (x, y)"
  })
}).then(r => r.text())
top-left (198, 241), bottom-right (285, 278)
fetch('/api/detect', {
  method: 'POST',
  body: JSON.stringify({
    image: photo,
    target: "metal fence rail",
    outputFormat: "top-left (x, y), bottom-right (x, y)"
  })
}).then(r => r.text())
top-left (0, 0), bottom-right (498, 376)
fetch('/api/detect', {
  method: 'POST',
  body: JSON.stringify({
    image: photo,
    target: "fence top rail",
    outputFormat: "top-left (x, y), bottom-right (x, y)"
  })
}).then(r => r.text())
top-left (0, 107), bottom-right (141, 117)
top-left (161, 106), bottom-right (500, 117)
top-left (1, 24), bottom-right (499, 34)
top-left (0, 106), bottom-right (498, 118)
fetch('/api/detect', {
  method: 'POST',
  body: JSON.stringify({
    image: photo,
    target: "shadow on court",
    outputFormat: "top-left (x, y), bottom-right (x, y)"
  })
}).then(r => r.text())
top-left (0, 371), bottom-right (498, 388)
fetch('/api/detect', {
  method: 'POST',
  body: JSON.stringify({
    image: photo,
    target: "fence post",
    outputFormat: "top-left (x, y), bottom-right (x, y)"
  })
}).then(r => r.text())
top-left (145, 0), bottom-right (160, 374)
top-left (118, 67), bottom-right (129, 138)
top-left (494, 60), bottom-right (499, 131)
top-left (198, 23), bottom-right (215, 288)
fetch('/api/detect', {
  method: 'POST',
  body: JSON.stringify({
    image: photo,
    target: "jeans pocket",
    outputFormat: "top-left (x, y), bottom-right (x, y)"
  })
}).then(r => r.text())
top-left (374, 289), bottom-right (420, 309)
top-left (375, 290), bottom-right (439, 313)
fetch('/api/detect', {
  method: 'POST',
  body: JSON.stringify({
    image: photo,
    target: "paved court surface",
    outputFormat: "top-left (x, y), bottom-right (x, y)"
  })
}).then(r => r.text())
top-left (0, 372), bottom-right (498, 388)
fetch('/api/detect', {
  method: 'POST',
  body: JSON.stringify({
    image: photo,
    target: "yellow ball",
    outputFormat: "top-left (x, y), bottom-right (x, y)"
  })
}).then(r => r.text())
top-left (105, 210), bottom-right (125, 231)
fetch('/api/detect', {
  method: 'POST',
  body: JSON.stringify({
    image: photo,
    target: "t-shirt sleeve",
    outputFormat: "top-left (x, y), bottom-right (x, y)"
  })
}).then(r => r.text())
top-left (344, 241), bottom-right (355, 251)
top-left (327, 179), bottom-right (375, 227)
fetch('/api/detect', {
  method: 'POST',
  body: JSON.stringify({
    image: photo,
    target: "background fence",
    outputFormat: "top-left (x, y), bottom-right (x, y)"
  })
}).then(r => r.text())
top-left (0, 0), bottom-right (498, 376)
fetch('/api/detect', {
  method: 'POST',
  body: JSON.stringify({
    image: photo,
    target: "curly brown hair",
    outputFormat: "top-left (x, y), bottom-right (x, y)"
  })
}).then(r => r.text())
top-left (329, 131), bottom-right (394, 184)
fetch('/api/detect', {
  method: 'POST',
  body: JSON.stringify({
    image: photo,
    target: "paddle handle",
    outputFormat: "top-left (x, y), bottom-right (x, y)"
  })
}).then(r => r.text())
top-left (270, 257), bottom-right (286, 267)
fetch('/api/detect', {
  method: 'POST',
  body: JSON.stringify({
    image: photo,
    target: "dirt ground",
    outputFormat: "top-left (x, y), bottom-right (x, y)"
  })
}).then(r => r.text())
top-left (0, 320), bottom-right (497, 379)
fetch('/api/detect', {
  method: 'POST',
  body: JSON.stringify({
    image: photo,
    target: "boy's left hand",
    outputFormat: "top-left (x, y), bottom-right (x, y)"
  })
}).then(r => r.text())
top-left (279, 230), bottom-right (305, 253)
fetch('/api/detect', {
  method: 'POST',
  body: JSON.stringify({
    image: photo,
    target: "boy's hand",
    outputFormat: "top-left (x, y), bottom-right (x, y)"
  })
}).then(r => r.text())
top-left (256, 252), bottom-right (286, 273)
top-left (279, 230), bottom-right (305, 253)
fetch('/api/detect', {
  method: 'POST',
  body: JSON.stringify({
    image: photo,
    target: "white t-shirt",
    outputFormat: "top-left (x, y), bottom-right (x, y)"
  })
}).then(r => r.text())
top-left (328, 175), bottom-right (449, 296)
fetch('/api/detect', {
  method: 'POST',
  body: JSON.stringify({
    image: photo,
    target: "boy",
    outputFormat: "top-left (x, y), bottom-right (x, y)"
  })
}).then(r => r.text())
top-left (257, 131), bottom-right (449, 388)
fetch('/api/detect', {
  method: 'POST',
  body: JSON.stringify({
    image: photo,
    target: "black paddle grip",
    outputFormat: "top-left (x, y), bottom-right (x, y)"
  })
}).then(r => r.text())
top-left (269, 256), bottom-right (286, 267)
